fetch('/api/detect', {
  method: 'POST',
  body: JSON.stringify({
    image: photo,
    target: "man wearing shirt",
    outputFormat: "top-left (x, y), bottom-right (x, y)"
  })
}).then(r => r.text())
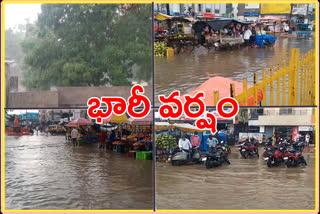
top-left (190, 132), bottom-right (201, 147)
top-left (207, 135), bottom-right (219, 149)
top-left (243, 26), bottom-right (252, 50)
top-left (178, 135), bottom-right (192, 151)
top-left (71, 127), bottom-right (79, 147)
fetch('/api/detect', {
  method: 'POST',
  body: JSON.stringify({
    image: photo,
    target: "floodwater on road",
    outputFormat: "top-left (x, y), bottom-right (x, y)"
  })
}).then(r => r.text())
top-left (155, 37), bottom-right (315, 106)
top-left (155, 147), bottom-right (315, 210)
top-left (5, 135), bottom-right (153, 210)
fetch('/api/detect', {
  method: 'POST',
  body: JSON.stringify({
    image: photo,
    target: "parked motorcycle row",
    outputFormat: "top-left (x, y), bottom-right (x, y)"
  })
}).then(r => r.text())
top-left (167, 138), bottom-right (307, 169)
top-left (262, 139), bottom-right (307, 168)
top-left (169, 141), bottom-right (231, 169)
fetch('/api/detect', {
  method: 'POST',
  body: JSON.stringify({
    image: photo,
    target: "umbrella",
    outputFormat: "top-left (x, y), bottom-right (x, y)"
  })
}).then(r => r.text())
top-left (65, 118), bottom-right (93, 127)
top-left (172, 123), bottom-right (208, 133)
top-left (127, 112), bottom-right (153, 126)
top-left (103, 114), bottom-right (128, 123)
top-left (155, 122), bottom-right (172, 131)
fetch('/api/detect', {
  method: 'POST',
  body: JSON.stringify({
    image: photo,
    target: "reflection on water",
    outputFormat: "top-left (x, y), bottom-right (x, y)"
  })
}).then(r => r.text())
top-left (155, 38), bottom-right (315, 106)
top-left (156, 147), bottom-right (315, 210)
top-left (5, 135), bottom-right (152, 210)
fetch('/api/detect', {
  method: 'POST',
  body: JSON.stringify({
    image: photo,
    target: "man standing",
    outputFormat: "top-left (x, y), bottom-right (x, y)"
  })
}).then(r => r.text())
top-left (243, 26), bottom-right (252, 50)
top-left (190, 132), bottom-right (201, 148)
top-left (71, 127), bottom-right (79, 147)
top-left (178, 135), bottom-right (192, 152)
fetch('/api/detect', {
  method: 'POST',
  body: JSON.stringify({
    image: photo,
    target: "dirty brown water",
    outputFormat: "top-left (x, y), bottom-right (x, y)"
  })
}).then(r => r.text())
top-left (155, 37), bottom-right (315, 106)
top-left (5, 135), bottom-right (153, 210)
top-left (156, 147), bottom-right (315, 210)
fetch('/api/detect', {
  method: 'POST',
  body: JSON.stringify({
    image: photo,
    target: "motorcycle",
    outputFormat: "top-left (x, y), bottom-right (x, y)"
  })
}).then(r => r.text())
top-left (238, 141), bottom-right (259, 159)
top-left (170, 147), bottom-right (202, 166)
top-left (283, 148), bottom-right (307, 167)
top-left (203, 147), bottom-right (230, 169)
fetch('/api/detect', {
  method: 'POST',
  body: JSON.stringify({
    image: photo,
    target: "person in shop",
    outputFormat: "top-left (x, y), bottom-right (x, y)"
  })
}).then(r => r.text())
top-left (207, 135), bottom-right (219, 152)
top-left (107, 130), bottom-right (115, 150)
top-left (178, 135), bottom-right (192, 160)
top-left (243, 26), bottom-right (252, 50)
top-left (71, 127), bottom-right (79, 147)
top-left (305, 133), bottom-right (310, 146)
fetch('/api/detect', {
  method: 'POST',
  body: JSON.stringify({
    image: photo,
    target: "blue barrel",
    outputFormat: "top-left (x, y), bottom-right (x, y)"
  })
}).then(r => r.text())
top-left (289, 29), bottom-right (293, 34)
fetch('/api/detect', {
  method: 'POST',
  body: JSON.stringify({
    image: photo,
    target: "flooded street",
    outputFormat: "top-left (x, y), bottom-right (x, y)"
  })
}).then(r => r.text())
top-left (155, 38), bottom-right (314, 105)
top-left (5, 135), bottom-right (153, 210)
top-left (156, 147), bottom-right (315, 210)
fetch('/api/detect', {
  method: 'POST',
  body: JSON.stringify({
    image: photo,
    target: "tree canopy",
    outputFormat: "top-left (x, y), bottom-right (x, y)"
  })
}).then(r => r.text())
top-left (21, 4), bottom-right (152, 90)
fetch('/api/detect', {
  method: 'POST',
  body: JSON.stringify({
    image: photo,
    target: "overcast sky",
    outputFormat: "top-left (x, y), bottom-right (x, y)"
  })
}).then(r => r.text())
top-left (5, 3), bottom-right (41, 29)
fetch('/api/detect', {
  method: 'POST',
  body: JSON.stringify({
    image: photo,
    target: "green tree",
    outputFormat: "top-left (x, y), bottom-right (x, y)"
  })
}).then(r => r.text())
top-left (22, 4), bottom-right (152, 90)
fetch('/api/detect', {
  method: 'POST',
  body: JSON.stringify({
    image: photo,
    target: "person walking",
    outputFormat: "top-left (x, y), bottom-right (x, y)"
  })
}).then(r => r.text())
top-left (71, 127), bottom-right (79, 147)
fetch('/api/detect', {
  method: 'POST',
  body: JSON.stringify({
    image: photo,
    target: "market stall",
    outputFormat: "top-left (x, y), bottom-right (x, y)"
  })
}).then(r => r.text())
top-left (65, 118), bottom-right (97, 145)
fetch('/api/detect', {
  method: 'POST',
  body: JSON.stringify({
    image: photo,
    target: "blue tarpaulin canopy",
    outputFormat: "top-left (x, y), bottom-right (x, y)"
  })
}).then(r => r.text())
top-left (255, 34), bottom-right (277, 48)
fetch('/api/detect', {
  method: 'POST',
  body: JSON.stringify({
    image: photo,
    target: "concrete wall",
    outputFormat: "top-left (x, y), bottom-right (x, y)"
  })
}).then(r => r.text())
top-left (7, 86), bottom-right (153, 108)
top-left (8, 91), bottom-right (59, 108)
top-left (57, 86), bottom-right (153, 107)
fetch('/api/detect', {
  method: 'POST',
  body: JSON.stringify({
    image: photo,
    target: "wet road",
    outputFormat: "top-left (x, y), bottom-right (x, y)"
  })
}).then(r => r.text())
top-left (155, 38), bottom-right (315, 106)
top-left (155, 147), bottom-right (315, 210)
top-left (5, 135), bottom-right (153, 210)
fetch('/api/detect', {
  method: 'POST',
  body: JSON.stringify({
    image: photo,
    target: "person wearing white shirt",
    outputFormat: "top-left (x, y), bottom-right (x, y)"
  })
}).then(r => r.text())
top-left (243, 27), bottom-right (252, 49)
top-left (207, 135), bottom-right (219, 149)
top-left (71, 127), bottom-right (79, 146)
top-left (178, 135), bottom-right (192, 151)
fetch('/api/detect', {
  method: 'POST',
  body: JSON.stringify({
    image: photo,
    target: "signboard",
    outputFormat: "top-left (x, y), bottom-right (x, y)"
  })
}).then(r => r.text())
top-left (73, 110), bottom-right (81, 120)
top-left (292, 8), bottom-right (306, 16)
top-left (239, 132), bottom-right (264, 142)
top-left (203, 13), bottom-right (214, 18)
top-left (259, 126), bottom-right (265, 133)
top-left (298, 126), bottom-right (314, 132)
top-left (248, 120), bottom-right (259, 126)
top-left (245, 3), bottom-right (260, 9)
top-left (244, 12), bottom-right (260, 17)
top-left (260, 3), bottom-right (291, 15)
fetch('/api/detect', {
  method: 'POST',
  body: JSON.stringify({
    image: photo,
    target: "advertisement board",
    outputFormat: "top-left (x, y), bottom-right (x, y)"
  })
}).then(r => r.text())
top-left (260, 3), bottom-right (291, 14)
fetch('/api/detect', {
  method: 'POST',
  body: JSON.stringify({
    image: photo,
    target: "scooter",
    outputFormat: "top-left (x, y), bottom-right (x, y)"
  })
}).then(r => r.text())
top-left (204, 147), bottom-right (230, 169)
top-left (170, 147), bottom-right (202, 166)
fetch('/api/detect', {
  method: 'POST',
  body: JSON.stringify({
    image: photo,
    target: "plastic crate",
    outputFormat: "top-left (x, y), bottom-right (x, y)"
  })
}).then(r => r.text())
top-left (77, 140), bottom-right (84, 146)
top-left (136, 151), bottom-right (152, 160)
top-left (127, 151), bottom-right (136, 158)
top-left (113, 144), bottom-right (125, 153)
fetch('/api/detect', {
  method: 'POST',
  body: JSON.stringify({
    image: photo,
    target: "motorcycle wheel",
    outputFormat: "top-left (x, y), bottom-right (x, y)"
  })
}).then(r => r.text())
top-left (225, 158), bottom-right (231, 165)
top-left (286, 159), bottom-right (293, 168)
top-left (227, 147), bottom-right (231, 154)
top-left (240, 151), bottom-right (247, 159)
top-left (244, 151), bottom-right (249, 159)
top-left (267, 160), bottom-right (273, 168)
top-left (172, 160), bottom-right (181, 166)
top-left (205, 160), bottom-right (212, 169)
top-left (300, 157), bottom-right (307, 166)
